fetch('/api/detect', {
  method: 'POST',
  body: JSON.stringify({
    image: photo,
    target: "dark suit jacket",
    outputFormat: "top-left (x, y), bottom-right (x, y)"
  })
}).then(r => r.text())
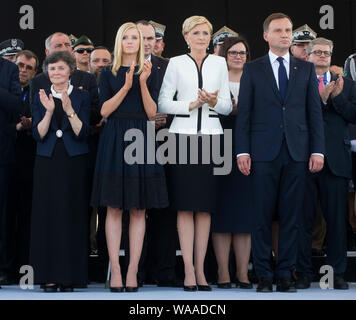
top-left (151, 55), bottom-right (168, 90)
top-left (30, 69), bottom-right (100, 125)
top-left (235, 54), bottom-right (325, 162)
top-left (32, 87), bottom-right (91, 157)
top-left (323, 74), bottom-right (356, 178)
top-left (0, 57), bottom-right (23, 165)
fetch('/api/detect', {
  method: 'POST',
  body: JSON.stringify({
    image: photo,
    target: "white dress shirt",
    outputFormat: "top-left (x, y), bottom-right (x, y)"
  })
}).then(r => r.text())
top-left (269, 50), bottom-right (290, 87)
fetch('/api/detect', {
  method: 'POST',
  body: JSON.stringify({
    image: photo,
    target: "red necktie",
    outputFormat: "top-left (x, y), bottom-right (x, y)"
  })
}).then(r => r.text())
top-left (318, 76), bottom-right (325, 94)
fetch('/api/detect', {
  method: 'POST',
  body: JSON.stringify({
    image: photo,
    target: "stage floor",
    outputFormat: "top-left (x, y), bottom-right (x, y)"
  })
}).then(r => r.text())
top-left (0, 283), bottom-right (355, 300)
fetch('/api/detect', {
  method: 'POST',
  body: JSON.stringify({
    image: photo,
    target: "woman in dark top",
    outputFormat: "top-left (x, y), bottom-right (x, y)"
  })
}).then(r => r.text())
top-left (30, 51), bottom-right (91, 292)
top-left (91, 22), bottom-right (168, 292)
top-left (211, 37), bottom-right (253, 289)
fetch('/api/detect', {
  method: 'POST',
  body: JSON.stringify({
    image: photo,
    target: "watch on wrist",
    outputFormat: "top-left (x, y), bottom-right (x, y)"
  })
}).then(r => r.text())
top-left (67, 111), bottom-right (76, 118)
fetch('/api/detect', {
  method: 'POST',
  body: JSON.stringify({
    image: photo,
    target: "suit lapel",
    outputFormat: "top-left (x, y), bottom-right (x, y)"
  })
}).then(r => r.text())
top-left (261, 55), bottom-right (282, 103)
top-left (284, 57), bottom-right (298, 102)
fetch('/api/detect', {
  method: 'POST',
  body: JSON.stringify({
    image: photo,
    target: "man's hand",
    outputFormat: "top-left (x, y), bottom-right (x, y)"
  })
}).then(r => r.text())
top-left (320, 82), bottom-right (335, 103)
top-left (237, 155), bottom-right (251, 176)
top-left (309, 154), bottom-right (324, 173)
top-left (331, 75), bottom-right (344, 98)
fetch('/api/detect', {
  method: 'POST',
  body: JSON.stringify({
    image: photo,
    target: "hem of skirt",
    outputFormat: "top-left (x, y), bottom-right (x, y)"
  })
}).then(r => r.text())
top-left (210, 229), bottom-right (252, 234)
top-left (171, 206), bottom-right (215, 213)
top-left (91, 201), bottom-right (169, 211)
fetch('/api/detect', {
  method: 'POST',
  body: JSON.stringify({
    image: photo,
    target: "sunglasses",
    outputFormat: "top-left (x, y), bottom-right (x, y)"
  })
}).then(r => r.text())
top-left (74, 48), bottom-right (94, 54)
top-left (16, 62), bottom-right (34, 71)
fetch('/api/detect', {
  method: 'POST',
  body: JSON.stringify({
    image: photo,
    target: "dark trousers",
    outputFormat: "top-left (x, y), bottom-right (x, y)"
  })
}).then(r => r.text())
top-left (296, 163), bottom-right (348, 279)
top-left (144, 208), bottom-right (178, 284)
top-left (0, 165), bottom-right (13, 276)
top-left (251, 139), bottom-right (307, 280)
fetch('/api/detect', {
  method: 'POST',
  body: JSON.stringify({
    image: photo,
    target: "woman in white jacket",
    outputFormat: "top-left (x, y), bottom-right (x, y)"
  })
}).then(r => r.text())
top-left (158, 15), bottom-right (232, 291)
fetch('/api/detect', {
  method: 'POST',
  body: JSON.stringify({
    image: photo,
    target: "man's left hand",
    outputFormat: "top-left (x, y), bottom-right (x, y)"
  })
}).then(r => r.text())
top-left (309, 154), bottom-right (324, 173)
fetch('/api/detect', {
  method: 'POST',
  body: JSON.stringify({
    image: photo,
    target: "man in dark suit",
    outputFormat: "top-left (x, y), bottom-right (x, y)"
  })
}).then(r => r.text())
top-left (135, 20), bottom-right (180, 287)
top-left (1, 50), bottom-right (39, 284)
top-left (0, 57), bottom-right (23, 288)
top-left (30, 32), bottom-right (100, 125)
top-left (296, 38), bottom-right (356, 290)
top-left (235, 13), bottom-right (325, 292)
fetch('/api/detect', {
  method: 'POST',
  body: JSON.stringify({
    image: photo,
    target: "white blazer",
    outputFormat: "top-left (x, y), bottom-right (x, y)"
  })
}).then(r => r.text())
top-left (158, 54), bottom-right (232, 135)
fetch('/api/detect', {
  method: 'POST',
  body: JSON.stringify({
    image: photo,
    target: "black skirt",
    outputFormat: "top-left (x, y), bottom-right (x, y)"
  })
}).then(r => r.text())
top-left (30, 140), bottom-right (89, 285)
top-left (167, 134), bottom-right (219, 213)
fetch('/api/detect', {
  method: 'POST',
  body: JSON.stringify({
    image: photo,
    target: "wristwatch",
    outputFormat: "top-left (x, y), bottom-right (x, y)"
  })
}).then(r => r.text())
top-left (67, 111), bottom-right (76, 118)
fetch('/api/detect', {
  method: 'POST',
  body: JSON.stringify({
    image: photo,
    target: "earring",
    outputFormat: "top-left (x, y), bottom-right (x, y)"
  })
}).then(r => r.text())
top-left (186, 42), bottom-right (190, 49)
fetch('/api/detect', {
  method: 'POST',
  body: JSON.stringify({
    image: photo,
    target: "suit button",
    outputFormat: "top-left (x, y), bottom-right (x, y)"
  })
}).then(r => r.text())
top-left (280, 124), bottom-right (284, 129)
top-left (282, 107), bottom-right (286, 111)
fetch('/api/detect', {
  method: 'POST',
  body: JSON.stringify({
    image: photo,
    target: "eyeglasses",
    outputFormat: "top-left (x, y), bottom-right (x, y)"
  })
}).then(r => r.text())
top-left (310, 50), bottom-right (332, 57)
top-left (227, 50), bottom-right (247, 57)
top-left (16, 62), bottom-right (34, 71)
top-left (74, 48), bottom-right (94, 54)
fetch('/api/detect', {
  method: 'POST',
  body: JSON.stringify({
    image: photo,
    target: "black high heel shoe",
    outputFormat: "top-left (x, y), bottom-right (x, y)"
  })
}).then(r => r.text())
top-left (110, 286), bottom-right (125, 292)
top-left (125, 286), bottom-right (139, 292)
top-left (197, 284), bottom-right (212, 291)
top-left (217, 282), bottom-right (232, 289)
top-left (43, 284), bottom-right (58, 293)
top-left (236, 280), bottom-right (253, 289)
top-left (183, 285), bottom-right (197, 292)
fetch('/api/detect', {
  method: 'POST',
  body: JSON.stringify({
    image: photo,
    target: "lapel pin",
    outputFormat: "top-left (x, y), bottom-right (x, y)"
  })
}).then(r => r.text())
top-left (294, 66), bottom-right (297, 70)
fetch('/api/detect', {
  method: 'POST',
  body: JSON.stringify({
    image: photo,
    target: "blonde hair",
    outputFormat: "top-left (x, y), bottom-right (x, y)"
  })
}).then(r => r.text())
top-left (111, 22), bottom-right (145, 76)
top-left (182, 16), bottom-right (213, 37)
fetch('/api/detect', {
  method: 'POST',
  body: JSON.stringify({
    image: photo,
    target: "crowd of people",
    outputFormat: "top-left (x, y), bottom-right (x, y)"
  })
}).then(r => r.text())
top-left (0, 12), bottom-right (356, 294)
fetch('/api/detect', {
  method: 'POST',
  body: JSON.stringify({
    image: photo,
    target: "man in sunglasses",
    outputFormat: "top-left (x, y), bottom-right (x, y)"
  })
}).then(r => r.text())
top-left (73, 35), bottom-right (94, 72)
top-left (290, 24), bottom-right (317, 61)
top-left (296, 37), bottom-right (356, 290)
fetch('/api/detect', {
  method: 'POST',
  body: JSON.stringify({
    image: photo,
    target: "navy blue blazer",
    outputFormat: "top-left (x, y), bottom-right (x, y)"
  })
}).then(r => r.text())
top-left (30, 70), bottom-right (100, 125)
top-left (323, 74), bottom-right (356, 178)
top-left (0, 57), bottom-right (23, 165)
top-left (32, 87), bottom-right (91, 157)
top-left (235, 54), bottom-right (325, 162)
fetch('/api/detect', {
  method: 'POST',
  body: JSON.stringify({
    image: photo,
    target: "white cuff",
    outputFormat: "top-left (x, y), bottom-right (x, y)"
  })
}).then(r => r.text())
top-left (236, 153), bottom-right (250, 159)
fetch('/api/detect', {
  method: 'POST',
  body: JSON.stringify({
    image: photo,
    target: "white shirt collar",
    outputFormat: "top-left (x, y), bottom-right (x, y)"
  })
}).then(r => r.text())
top-left (146, 55), bottom-right (152, 62)
top-left (50, 84), bottom-right (73, 99)
top-left (268, 50), bottom-right (290, 65)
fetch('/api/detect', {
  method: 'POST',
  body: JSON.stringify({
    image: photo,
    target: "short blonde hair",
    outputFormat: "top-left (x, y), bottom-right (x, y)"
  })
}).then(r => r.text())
top-left (112, 22), bottom-right (145, 76)
top-left (182, 16), bottom-right (213, 36)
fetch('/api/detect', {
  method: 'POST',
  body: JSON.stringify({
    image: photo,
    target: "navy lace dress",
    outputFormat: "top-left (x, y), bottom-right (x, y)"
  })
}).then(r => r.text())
top-left (91, 66), bottom-right (169, 210)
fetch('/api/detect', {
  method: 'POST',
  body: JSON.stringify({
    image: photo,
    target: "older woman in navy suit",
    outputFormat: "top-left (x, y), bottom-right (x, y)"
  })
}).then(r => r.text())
top-left (30, 51), bottom-right (91, 292)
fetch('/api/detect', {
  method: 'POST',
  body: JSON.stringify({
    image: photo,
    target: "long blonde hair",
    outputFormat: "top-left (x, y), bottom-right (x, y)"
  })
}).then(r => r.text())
top-left (111, 22), bottom-right (145, 76)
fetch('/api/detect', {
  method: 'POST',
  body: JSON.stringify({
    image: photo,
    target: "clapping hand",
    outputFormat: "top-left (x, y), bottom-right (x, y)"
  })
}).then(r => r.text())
top-left (198, 89), bottom-right (219, 108)
top-left (124, 61), bottom-right (135, 91)
top-left (319, 82), bottom-right (335, 103)
top-left (20, 116), bottom-right (32, 130)
top-left (139, 60), bottom-right (152, 83)
top-left (331, 75), bottom-right (344, 98)
top-left (39, 89), bottom-right (55, 114)
top-left (61, 91), bottom-right (73, 114)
